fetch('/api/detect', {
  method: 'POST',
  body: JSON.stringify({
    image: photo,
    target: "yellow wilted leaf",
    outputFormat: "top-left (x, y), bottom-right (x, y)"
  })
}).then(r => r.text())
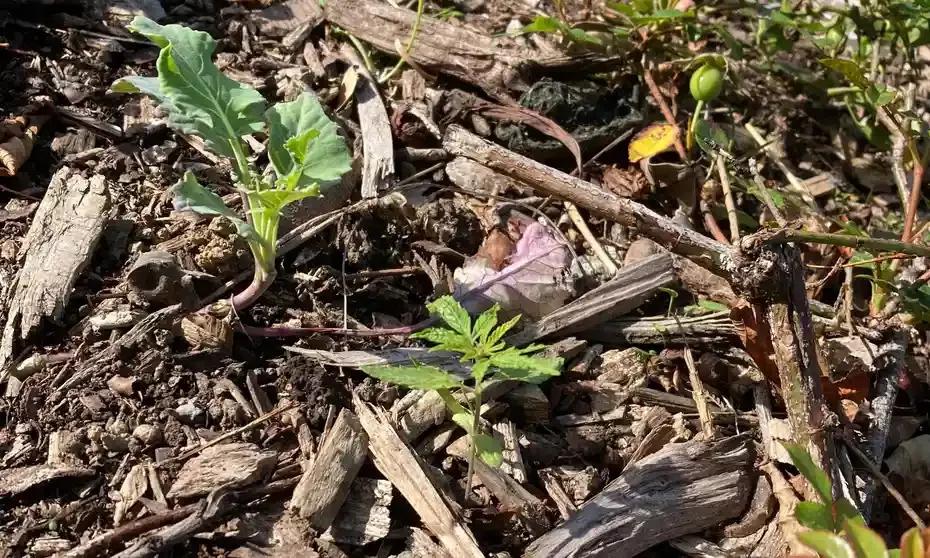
top-left (628, 123), bottom-right (678, 162)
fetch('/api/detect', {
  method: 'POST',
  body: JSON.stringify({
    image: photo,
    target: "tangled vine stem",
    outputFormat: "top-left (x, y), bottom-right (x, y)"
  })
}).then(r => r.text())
top-left (775, 229), bottom-right (930, 258)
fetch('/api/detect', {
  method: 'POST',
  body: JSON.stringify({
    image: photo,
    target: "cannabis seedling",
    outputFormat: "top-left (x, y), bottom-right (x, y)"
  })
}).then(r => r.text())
top-left (112, 17), bottom-right (351, 310)
top-left (360, 296), bottom-right (562, 497)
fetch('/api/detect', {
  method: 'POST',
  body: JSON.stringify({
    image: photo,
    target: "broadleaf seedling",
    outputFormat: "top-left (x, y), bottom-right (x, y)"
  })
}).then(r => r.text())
top-left (361, 296), bottom-right (562, 497)
top-left (112, 17), bottom-right (351, 310)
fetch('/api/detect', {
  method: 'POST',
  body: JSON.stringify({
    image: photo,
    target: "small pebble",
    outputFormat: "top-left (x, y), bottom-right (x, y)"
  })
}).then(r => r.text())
top-left (132, 424), bottom-right (163, 446)
top-left (175, 401), bottom-right (205, 425)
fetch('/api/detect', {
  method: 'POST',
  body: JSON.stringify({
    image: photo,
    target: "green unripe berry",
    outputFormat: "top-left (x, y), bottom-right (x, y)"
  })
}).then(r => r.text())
top-left (689, 64), bottom-right (724, 102)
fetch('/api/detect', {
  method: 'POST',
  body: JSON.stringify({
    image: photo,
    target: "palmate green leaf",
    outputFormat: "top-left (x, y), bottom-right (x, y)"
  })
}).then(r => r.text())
top-left (783, 442), bottom-right (833, 504)
top-left (474, 433), bottom-right (503, 467)
top-left (472, 305), bottom-right (500, 345)
top-left (173, 171), bottom-right (258, 242)
top-left (426, 296), bottom-right (472, 337)
top-left (797, 531), bottom-right (856, 558)
top-left (490, 348), bottom-right (563, 384)
top-left (360, 364), bottom-right (463, 391)
top-left (845, 519), bottom-right (889, 558)
top-left (411, 326), bottom-right (474, 354)
top-left (487, 314), bottom-right (521, 347)
top-left (116, 16), bottom-right (266, 159)
top-left (266, 92), bottom-right (351, 188)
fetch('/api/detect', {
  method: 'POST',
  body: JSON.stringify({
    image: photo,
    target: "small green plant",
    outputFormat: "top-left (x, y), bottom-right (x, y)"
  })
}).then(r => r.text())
top-left (112, 17), bottom-right (351, 310)
top-left (521, 0), bottom-right (695, 53)
top-left (360, 297), bottom-right (562, 494)
top-left (785, 442), bottom-right (928, 557)
top-left (686, 59), bottom-right (726, 152)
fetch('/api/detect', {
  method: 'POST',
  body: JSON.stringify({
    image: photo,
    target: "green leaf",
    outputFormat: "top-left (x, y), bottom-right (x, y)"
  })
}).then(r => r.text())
top-left (820, 58), bottom-right (869, 88)
top-left (849, 251), bottom-right (877, 270)
top-left (697, 300), bottom-right (729, 313)
top-left (110, 76), bottom-right (167, 101)
top-left (474, 433), bottom-right (503, 467)
top-left (172, 171), bottom-right (258, 241)
top-left (438, 390), bottom-right (476, 435)
top-left (285, 128), bottom-right (321, 164)
top-left (265, 92), bottom-right (352, 188)
top-left (360, 364), bottom-right (463, 391)
top-left (630, 8), bottom-right (693, 25)
top-left (783, 442), bottom-right (833, 504)
top-left (522, 15), bottom-right (563, 33)
top-left (248, 187), bottom-right (320, 216)
top-left (118, 16), bottom-right (266, 159)
top-left (490, 349), bottom-right (563, 384)
top-left (694, 119), bottom-right (731, 155)
top-left (449, 409), bottom-right (474, 433)
top-left (899, 527), bottom-right (925, 558)
top-left (797, 531), bottom-right (856, 558)
top-left (865, 85), bottom-right (897, 107)
top-left (426, 296), bottom-right (472, 337)
top-left (471, 360), bottom-right (491, 384)
top-left (844, 519), bottom-right (889, 558)
top-left (795, 501), bottom-right (836, 531)
top-left (835, 498), bottom-right (866, 526)
top-left (411, 327), bottom-right (474, 353)
top-left (486, 314), bottom-right (521, 347)
top-left (472, 305), bottom-right (500, 345)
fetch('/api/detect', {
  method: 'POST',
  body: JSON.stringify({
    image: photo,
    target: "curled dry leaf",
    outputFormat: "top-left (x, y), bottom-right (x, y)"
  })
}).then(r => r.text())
top-left (107, 375), bottom-right (138, 397)
top-left (602, 165), bottom-right (651, 199)
top-left (0, 114), bottom-right (48, 177)
top-left (454, 218), bottom-right (573, 320)
top-left (628, 122), bottom-right (678, 163)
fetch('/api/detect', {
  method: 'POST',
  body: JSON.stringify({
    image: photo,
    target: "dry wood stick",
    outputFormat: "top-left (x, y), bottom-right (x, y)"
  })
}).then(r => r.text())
top-left (860, 329), bottom-right (907, 519)
top-left (354, 396), bottom-right (483, 558)
top-left (525, 436), bottom-right (754, 558)
top-left (341, 44), bottom-right (395, 198)
top-left (53, 505), bottom-right (198, 558)
top-left (443, 125), bottom-right (731, 274)
top-left (290, 409), bottom-right (368, 529)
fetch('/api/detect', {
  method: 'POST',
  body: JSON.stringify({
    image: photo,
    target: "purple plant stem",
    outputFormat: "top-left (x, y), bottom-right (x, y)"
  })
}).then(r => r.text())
top-left (231, 269), bottom-right (276, 312)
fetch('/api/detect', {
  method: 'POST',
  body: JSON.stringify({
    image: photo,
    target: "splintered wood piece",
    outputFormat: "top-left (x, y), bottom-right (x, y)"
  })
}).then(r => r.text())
top-left (354, 396), bottom-right (483, 558)
top-left (507, 253), bottom-right (676, 345)
top-left (393, 389), bottom-right (449, 442)
top-left (525, 437), bottom-right (754, 558)
top-left (537, 469), bottom-right (577, 520)
top-left (290, 409), bottom-right (368, 530)
top-left (341, 44), bottom-right (394, 198)
top-left (0, 463), bottom-right (94, 499)
top-left (587, 312), bottom-right (738, 346)
top-left (325, 0), bottom-right (530, 97)
top-left (166, 443), bottom-right (278, 500)
top-left (0, 168), bottom-right (110, 368)
top-left (406, 527), bottom-right (451, 558)
top-left (322, 477), bottom-right (392, 546)
top-left (494, 420), bottom-right (528, 483)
